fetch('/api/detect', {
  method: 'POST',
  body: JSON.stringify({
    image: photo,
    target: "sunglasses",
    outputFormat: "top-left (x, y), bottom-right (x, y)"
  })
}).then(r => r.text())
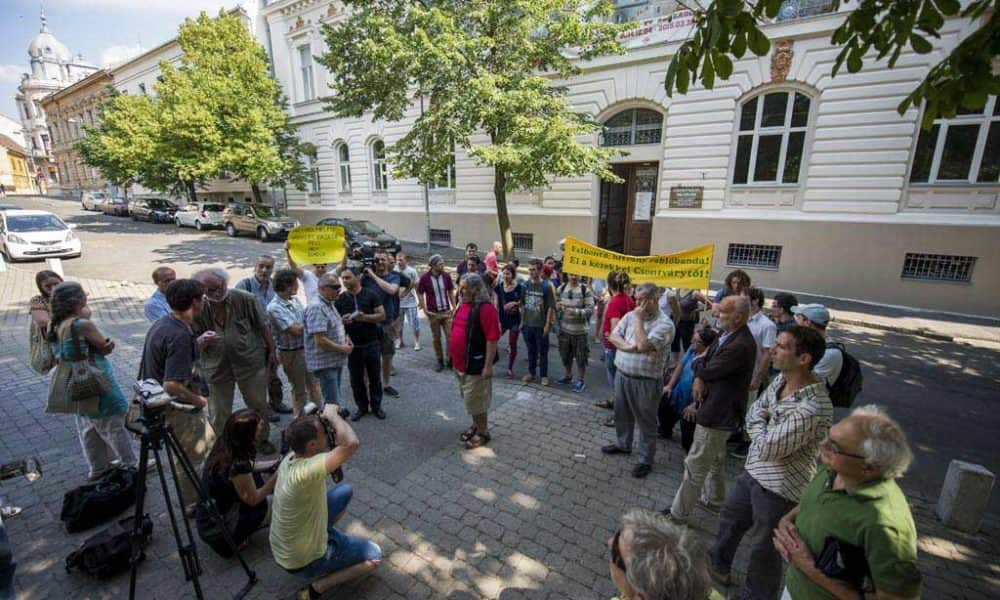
top-left (822, 438), bottom-right (866, 460)
top-left (324, 284), bottom-right (342, 290)
top-left (610, 529), bottom-right (626, 572)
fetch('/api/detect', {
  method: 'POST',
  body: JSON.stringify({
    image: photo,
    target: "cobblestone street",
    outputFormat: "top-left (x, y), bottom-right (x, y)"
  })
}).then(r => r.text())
top-left (0, 266), bottom-right (997, 599)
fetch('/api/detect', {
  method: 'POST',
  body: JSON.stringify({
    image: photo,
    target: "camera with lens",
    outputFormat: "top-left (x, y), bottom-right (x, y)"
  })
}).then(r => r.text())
top-left (346, 244), bottom-right (379, 272)
top-left (279, 402), bottom-right (349, 483)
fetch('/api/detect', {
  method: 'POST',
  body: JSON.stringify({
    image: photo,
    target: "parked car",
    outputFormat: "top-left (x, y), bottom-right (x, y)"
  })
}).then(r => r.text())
top-left (316, 217), bottom-right (402, 256)
top-left (1, 209), bottom-right (81, 262)
top-left (222, 204), bottom-right (299, 241)
top-left (99, 197), bottom-right (129, 217)
top-left (81, 191), bottom-right (108, 211)
top-left (174, 201), bottom-right (226, 231)
top-left (130, 197), bottom-right (179, 223)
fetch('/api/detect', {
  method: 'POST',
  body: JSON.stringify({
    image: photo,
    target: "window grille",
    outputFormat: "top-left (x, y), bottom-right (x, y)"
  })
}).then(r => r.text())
top-left (512, 233), bottom-right (533, 254)
top-left (726, 243), bottom-right (782, 270)
top-left (430, 229), bottom-right (451, 246)
top-left (901, 253), bottom-right (976, 283)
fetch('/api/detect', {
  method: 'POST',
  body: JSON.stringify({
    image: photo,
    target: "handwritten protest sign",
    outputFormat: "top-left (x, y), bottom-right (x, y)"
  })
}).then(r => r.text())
top-left (562, 236), bottom-right (713, 289)
top-left (287, 225), bottom-right (346, 266)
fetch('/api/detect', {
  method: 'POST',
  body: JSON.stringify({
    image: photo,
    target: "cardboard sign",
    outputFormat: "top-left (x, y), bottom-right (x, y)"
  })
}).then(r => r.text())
top-left (562, 236), bottom-right (713, 289)
top-left (287, 225), bottom-right (346, 266)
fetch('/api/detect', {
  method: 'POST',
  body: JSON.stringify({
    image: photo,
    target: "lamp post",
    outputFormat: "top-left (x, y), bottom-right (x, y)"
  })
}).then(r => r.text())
top-left (419, 94), bottom-right (431, 255)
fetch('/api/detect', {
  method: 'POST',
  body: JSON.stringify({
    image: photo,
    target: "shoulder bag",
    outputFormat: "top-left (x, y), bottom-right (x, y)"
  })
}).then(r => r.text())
top-left (29, 320), bottom-right (55, 374)
top-left (66, 320), bottom-right (113, 402)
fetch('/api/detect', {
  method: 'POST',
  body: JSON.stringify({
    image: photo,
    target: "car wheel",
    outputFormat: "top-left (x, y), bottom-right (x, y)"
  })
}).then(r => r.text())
top-left (195, 220), bottom-right (203, 231)
top-left (258, 227), bottom-right (270, 242)
top-left (226, 223), bottom-right (237, 237)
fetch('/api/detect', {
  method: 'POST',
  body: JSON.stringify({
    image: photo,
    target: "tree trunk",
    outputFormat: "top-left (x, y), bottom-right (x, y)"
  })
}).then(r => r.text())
top-left (493, 165), bottom-right (515, 260)
top-left (186, 180), bottom-right (198, 204)
top-left (251, 182), bottom-right (264, 205)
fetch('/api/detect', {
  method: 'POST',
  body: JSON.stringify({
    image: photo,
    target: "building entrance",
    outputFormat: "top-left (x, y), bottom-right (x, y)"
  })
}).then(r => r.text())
top-left (598, 161), bottom-right (658, 256)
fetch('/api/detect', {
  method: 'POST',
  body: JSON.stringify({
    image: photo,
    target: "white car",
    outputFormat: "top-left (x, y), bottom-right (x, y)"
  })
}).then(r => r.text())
top-left (174, 201), bottom-right (226, 231)
top-left (81, 191), bottom-right (108, 211)
top-left (1, 209), bottom-right (82, 262)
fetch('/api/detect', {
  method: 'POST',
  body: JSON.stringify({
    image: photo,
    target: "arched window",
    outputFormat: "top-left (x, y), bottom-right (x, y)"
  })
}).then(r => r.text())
top-left (601, 108), bottom-right (663, 146)
top-left (733, 90), bottom-right (812, 185)
top-left (335, 142), bottom-right (351, 192)
top-left (370, 139), bottom-right (388, 192)
top-left (910, 97), bottom-right (1000, 184)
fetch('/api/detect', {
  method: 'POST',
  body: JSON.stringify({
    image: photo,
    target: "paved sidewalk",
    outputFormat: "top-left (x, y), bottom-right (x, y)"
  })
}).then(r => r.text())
top-left (0, 267), bottom-right (997, 599)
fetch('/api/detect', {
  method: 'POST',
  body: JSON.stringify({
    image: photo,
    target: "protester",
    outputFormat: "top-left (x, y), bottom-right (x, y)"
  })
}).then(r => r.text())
top-left (48, 282), bottom-right (137, 480)
top-left (792, 304), bottom-right (843, 387)
top-left (665, 295), bottom-right (755, 521)
top-left (456, 242), bottom-right (486, 276)
top-left (495, 264), bottom-right (523, 379)
top-left (774, 405), bottom-right (921, 600)
top-left (659, 326), bottom-right (717, 453)
top-left (268, 269), bottom-right (323, 417)
top-left (543, 256), bottom-right (561, 287)
top-left (597, 272), bottom-right (634, 422)
top-left (450, 273), bottom-right (501, 450)
top-left (394, 253), bottom-right (420, 351)
top-left (417, 255), bottom-right (455, 372)
top-left (142, 278), bottom-right (216, 513)
top-left (608, 509), bottom-right (724, 600)
top-left (197, 409), bottom-right (276, 557)
top-left (674, 287), bottom-right (704, 352)
top-left (658, 287), bottom-right (682, 365)
top-left (334, 267), bottom-right (386, 420)
top-left (555, 272), bottom-right (595, 393)
top-left (484, 241), bottom-right (503, 278)
top-left (28, 269), bottom-right (63, 334)
top-left (236, 256), bottom-right (293, 416)
top-left (192, 268), bottom-right (277, 453)
top-left (269, 408), bottom-right (381, 600)
top-left (733, 286), bottom-right (778, 459)
top-left (144, 266), bottom-right (176, 323)
top-left (520, 258), bottom-right (556, 386)
top-left (590, 276), bottom-right (608, 344)
top-left (362, 251), bottom-right (406, 398)
top-left (715, 269), bottom-right (752, 304)
top-left (708, 325), bottom-right (832, 599)
top-left (285, 242), bottom-right (327, 304)
top-left (771, 292), bottom-right (799, 335)
top-left (304, 273), bottom-right (354, 410)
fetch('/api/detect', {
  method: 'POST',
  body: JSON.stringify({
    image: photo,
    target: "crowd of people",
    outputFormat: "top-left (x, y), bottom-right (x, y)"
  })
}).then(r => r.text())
top-left (20, 240), bottom-right (922, 599)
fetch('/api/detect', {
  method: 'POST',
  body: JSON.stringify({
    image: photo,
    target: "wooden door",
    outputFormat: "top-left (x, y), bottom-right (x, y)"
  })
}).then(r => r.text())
top-left (624, 163), bottom-right (658, 256)
top-left (598, 164), bottom-right (629, 253)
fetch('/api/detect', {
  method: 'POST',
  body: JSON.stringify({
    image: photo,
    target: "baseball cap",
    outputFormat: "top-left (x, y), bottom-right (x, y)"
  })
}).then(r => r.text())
top-left (429, 254), bottom-right (444, 266)
top-left (791, 303), bottom-right (830, 326)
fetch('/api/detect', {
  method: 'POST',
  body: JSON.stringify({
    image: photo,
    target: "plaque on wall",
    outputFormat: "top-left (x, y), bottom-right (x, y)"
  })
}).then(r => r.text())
top-left (669, 186), bottom-right (703, 209)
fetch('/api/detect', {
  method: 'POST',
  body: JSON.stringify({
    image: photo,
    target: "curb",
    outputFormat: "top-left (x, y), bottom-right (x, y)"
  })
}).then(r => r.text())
top-left (830, 317), bottom-right (956, 343)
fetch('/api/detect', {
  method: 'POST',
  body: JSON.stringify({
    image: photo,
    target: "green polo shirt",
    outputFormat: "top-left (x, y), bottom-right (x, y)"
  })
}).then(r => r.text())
top-left (787, 465), bottom-right (922, 599)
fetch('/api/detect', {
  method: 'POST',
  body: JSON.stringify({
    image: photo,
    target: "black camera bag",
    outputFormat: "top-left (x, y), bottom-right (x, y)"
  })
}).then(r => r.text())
top-left (61, 466), bottom-right (138, 533)
top-left (66, 514), bottom-right (153, 579)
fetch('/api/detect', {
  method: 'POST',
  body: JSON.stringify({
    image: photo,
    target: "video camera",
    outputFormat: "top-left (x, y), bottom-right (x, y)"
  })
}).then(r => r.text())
top-left (279, 402), bottom-right (349, 483)
top-left (345, 244), bottom-right (379, 272)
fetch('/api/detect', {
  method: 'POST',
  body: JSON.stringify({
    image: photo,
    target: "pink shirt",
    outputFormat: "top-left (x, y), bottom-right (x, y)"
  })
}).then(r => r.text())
top-left (449, 302), bottom-right (502, 373)
top-left (484, 251), bottom-right (499, 274)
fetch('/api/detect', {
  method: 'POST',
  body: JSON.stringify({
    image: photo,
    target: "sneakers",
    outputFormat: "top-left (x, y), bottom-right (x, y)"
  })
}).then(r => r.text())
top-left (383, 385), bottom-right (399, 398)
top-left (555, 375), bottom-right (573, 385)
top-left (601, 444), bottom-right (631, 455)
top-left (603, 416), bottom-right (615, 428)
top-left (506, 369), bottom-right (513, 379)
top-left (414, 341), bottom-right (421, 351)
top-left (394, 339), bottom-right (402, 350)
top-left (521, 374), bottom-right (535, 383)
top-left (540, 377), bottom-right (550, 386)
top-left (571, 381), bottom-right (586, 393)
top-left (632, 463), bottom-right (652, 478)
top-left (435, 360), bottom-right (445, 373)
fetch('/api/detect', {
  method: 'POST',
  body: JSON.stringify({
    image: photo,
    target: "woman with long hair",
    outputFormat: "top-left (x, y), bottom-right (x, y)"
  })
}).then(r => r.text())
top-left (197, 408), bottom-right (276, 557)
top-left (715, 269), bottom-right (751, 304)
top-left (28, 270), bottom-right (63, 333)
top-left (48, 282), bottom-right (136, 479)
top-left (495, 263), bottom-right (524, 379)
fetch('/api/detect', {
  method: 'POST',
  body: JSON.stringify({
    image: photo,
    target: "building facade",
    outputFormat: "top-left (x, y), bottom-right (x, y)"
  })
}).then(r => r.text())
top-left (15, 12), bottom-right (99, 192)
top-left (0, 134), bottom-right (33, 193)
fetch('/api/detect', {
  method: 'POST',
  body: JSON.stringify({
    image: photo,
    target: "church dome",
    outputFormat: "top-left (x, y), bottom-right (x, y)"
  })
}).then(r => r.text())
top-left (27, 16), bottom-right (72, 62)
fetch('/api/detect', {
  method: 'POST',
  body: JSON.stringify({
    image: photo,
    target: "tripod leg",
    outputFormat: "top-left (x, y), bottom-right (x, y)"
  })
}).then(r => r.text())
top-left (158, 435), bottom-right (205, 599)
top-left (128, 437), bottom-right (152, 600)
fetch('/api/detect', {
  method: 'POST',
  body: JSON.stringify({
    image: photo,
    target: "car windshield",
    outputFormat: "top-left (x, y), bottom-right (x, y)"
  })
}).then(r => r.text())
top-left (353, 220), bottom-right (384, 235)
top-left (203, 204), bottom-right (224, 212)
top-left (7, 214), bottom-right (67, 232)
top-left (251, 206), bottom-right (283, 218)
top-left (93, 193), bottom-right (107, 199)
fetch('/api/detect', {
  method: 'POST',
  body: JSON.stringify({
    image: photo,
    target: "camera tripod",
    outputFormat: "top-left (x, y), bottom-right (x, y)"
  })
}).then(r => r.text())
top-left (125, 402), bottom-right (257, 600)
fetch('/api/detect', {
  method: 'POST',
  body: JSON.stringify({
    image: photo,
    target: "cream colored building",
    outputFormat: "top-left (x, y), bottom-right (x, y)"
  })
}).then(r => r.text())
top-left (0, 134), bottom-right (34, 193)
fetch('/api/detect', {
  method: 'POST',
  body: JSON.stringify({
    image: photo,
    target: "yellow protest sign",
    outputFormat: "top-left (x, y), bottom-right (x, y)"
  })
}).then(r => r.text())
top-left (562, 236), bottom-right (713, 289)
top-left (287, 225), bottom-right (346, 266)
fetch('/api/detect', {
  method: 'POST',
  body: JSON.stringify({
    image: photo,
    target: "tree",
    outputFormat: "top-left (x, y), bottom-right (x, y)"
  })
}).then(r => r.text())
top-left (663, 0), bottom-right (1000, 129)
top-left (318, 0), bottom-right (628, 258)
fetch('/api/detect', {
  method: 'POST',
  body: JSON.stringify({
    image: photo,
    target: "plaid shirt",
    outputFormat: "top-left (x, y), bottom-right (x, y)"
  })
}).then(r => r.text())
top-left (611, 310), bottom-right (674, 379)
top-left (267, 295), bottom-right (305, 350)
top-left (303, 296), bottom-right (347, 372)
top-left (745, 374), bottom-right (833, 502)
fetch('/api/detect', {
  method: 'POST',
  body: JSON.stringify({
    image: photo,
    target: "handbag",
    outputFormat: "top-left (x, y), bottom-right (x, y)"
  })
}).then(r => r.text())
top-left (29, 320), bottom-right (55, 374)
top-left (66, 320), bottom-right (113, 402)
top-left (45, 321), bottom-right (100, 415)
top-left (815, 536), bottom-right (871, 591)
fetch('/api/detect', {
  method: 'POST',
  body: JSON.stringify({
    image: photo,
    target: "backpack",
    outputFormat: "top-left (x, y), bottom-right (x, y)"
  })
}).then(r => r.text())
top-left (60, 466), bottom-right (138, 533)
top-left (825, 342), bottom-right (863, 408)
top-left (66, 514), bottom-right (153, 579)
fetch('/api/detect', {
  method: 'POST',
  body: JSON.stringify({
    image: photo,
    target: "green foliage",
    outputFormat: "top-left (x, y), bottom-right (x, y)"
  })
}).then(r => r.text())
top-left (663, 0), bottom-right (1000, 128)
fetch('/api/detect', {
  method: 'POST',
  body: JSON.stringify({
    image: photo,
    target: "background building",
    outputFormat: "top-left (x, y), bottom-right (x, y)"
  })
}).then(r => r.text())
top-left (0, 134), bottom-right (33, 193)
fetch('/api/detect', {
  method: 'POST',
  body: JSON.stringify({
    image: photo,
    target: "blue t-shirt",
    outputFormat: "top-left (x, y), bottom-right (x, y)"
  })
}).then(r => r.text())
top-left (670, 347), bottom-right (699, 412)
top-left (363, 271), bottom-right (403, 324)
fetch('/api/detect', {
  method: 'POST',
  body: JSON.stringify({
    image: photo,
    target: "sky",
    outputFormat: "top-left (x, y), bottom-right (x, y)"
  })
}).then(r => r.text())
top-left (0, 0), bottom-right (247, 124)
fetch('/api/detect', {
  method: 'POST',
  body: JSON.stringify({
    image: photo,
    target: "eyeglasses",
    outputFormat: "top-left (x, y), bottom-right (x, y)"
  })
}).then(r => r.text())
top-left (324, 284), bottom-right (342, 290)
top-left (610, 529), bottom-right (626, 572)
top-left (821, 439), bottom-right (866, 460)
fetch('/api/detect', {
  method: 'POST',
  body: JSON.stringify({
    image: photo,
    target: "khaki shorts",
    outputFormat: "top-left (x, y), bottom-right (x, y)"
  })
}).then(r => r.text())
top-left (455, 371), bottom-right (492, 416)
top-left (558, 331), bottom-right (589, 368)
top-left (380, 319), bottom-right (400, 357)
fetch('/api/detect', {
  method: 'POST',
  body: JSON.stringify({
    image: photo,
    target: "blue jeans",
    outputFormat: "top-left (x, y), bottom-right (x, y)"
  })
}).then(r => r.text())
top-left (298, 484), bottom-right (382, 579)
top-left (347, 343), bottom-right (382, 412)
top-left (522, 326), bottom-right (549, 378)
top-left (0, 517), bottom-right (14, 600)
top-left (312, 366), bottom-right (343, 410)
top-left (604, 348), bottom-right (617, 388)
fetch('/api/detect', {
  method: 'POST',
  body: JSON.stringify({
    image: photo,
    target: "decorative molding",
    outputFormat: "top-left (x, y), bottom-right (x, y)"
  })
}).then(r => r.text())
top-left (770, 40), bottom-right (794, 83)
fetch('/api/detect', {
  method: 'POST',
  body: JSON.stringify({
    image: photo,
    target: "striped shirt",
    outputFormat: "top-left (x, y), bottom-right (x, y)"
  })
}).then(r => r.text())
top-left (745, 375), bottom-right (833, 502)
top-left (557, 282), bottom-right (594, 335)
top-left (611, 310), bottom-right (675, 379)
top-left (417, 271), bottom-right (453, 312)
top-left (303, 296), bottom-right (347, 372)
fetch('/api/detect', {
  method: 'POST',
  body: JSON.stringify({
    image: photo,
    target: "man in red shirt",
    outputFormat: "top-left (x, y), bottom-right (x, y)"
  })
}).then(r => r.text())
top-left (484, 241), bottom-right (502, 278)
top-left (598, 272), bottom-right (635, 426)
top-left (450, 273), bottom-right (501, 450)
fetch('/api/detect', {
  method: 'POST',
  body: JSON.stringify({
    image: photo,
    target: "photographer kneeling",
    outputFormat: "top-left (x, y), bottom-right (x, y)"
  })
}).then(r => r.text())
top-left (269, 406), bottom-right (381, 600)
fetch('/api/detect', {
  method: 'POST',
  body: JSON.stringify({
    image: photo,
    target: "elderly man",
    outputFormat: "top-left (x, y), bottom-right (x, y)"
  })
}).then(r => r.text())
top-left (609, 509), bottom-right (725, 600)
top-left (602, 282), bottom-right (675, 479)
top-left (774, 405), bottom-right (921, 600)
top-left (192, 268), bottom-right (277, 454)
top-left (708, 325), bottom-right (832, 600)
top-left (449, 273), bottom-right (501, 450)
top-left (304, 273), bottom-right (354, 409)
top-left (237, 255), bottom-right (293, 416)
top-left (334, 267), bottom-right (386, 420)
top-left (144, 266), bottom-right (176, 322)
top-left (417, 254), bottom-right (455, 372)
top-left (732, 287), bottom-right (778, 459)
top-left (666, 295), bottom-right (756, 520)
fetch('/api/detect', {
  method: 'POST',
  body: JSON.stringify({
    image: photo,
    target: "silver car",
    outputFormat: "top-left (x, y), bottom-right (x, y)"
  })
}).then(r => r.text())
top-left (174, 202), bottom-right (226, 231)
top-left (80, 191), bottom-right (108, 211)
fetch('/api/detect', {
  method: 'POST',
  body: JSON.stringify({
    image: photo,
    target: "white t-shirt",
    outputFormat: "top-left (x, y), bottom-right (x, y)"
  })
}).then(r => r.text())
top-left (658, 289), bottom-right (674, 320)
top-left (299, 270), bottom-right (319, 304)
top-left (814, 345), bottom-right (844, 387)
top-left (747, 310), bottom-right (777, 367)
top-left (396, 265), bottom-right (418, 308)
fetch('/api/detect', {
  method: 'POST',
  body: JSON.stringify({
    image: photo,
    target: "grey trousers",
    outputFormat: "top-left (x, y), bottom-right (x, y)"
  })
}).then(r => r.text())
top-left (670, 424), bottom-right (730, 519)
top-left (710, 471), bottom-right (796, 600)
top-left (76, 414), bottom-right (137, 479)
top-left (206, 370), bottom-right (271, 445)
top-left (613, 371), bottom-right (661, 464)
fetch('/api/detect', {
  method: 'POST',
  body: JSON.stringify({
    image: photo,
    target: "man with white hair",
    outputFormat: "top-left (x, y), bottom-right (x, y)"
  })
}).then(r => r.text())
top-left (449, 273), bottom-right (501, 450)
top-left (773, 405), bottom-right (921, 600)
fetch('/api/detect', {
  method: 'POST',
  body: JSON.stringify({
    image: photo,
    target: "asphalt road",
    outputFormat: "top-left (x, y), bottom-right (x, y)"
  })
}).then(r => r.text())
top-left (6, 194), bottom-right (1000, 513)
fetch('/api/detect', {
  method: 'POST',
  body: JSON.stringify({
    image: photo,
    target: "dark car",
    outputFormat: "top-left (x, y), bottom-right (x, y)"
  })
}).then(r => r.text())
top-left (130, 197), bottom-right (179, 223)
top-left (99, 197), bottom-right (129, 217)
top-left (316, 217), bottom-right (402, 256)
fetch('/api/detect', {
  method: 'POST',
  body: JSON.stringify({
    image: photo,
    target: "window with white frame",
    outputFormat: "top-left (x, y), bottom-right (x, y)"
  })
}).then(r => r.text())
top-left (429, 143), bottom-right (456, 189)
top-left (298, 44), bottom-right (315, 102)
top-left (370, 139), bottom-right (388, 192)
top-left (909, 97), bottom-right (1000, 184)
top-left (733, 90), bottom-right (811, 185)
top-left (303, 152), bottom-right (320, 194)
top-left (335, 142), bottom-right (351, 192)
top-left (601, 108), bottom-right (663, 146)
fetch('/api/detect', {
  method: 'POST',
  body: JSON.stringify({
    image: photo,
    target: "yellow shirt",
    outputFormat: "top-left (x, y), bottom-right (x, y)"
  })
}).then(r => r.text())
top-left (268, 453), bottom-right (329, 569)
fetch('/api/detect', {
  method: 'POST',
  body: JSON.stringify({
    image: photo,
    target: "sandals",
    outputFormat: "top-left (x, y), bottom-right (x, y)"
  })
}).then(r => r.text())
top-left (459, 426), bottom-right (478, 443)
top-left (464, 432), bottom-right (491, 450)
top-left (594, 400), bottom-right (614, 410)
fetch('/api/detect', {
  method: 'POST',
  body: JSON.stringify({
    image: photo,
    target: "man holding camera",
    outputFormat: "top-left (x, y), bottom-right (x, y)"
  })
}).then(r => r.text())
top-left (361, 250), bottom-right (409, 399)
top-left (334, 268), bottom-right (387, 420)
top-left (269, 406), bottom-right (381, 600)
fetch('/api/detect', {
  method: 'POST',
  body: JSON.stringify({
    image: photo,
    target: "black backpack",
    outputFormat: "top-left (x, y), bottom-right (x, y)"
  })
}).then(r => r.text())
top-left (66, 514), bottom-right (153, 579)
top-left (825, 342), bottom-right (863, 408)
top-left (61, 466), bottom-right (138, 533)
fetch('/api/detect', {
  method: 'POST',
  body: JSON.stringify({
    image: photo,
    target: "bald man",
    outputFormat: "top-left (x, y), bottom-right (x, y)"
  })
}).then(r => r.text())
top-left (144, 266), bottom-right (176, 322)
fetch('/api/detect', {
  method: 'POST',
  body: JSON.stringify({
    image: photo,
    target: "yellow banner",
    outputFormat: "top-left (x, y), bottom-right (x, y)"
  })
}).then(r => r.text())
top-left (287, 225), bottom-right (346, 266)
top-left (562, 236), bottom-right (713, 289)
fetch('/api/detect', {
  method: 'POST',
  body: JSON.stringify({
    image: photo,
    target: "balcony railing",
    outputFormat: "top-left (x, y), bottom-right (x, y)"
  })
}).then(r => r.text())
top-left (774, 0), bottom-right (837, 22)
